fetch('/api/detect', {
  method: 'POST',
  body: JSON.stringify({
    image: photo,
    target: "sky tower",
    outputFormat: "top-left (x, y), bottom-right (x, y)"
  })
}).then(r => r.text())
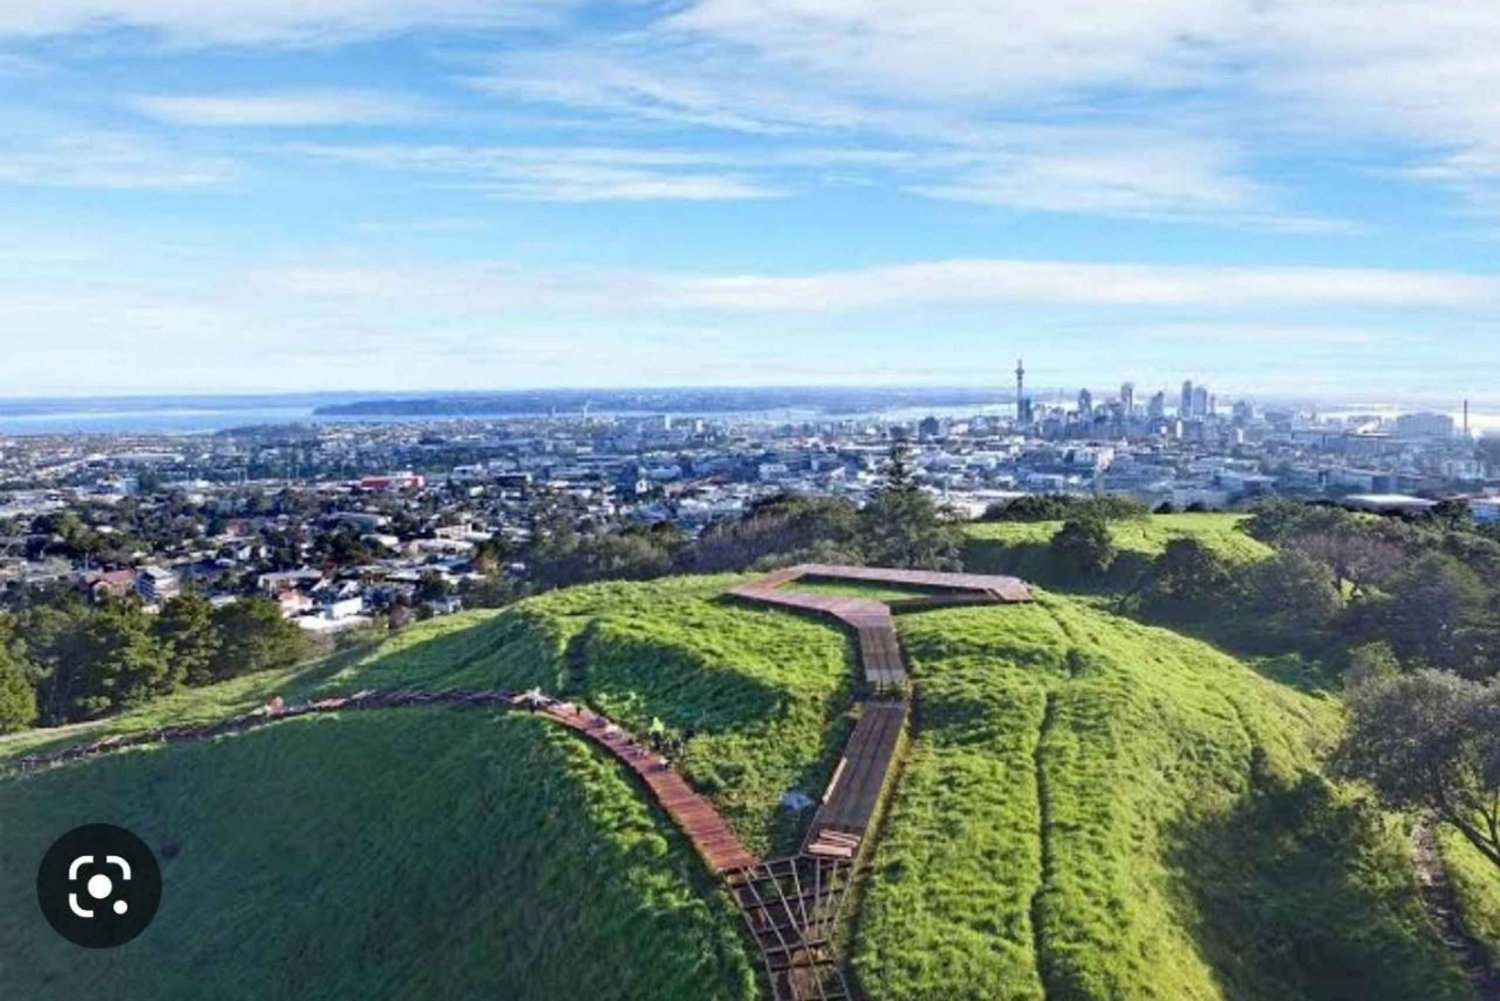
top-left (1015, 358), bottom-right (1026, 424)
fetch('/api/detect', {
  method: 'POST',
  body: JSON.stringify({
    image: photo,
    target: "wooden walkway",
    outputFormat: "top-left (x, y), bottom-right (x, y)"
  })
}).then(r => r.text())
top-left (537, 699), bottom-right (759, 872)
top-left (724, 565), bottom-right (1033, 999)
top-left (727, 564), bottom-right (1030, 690)
top-left (8, 687), bottom-right (759, 877)
top-left (801, 700), bottom-right (908, 859)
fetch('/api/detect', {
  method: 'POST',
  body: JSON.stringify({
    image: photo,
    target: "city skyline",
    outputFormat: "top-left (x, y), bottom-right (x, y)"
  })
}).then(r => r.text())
top-left (2, 3), bottom-right (1500, 395)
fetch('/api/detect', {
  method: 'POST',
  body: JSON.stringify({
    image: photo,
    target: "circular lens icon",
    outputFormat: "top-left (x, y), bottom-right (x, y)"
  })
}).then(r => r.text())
top-left (36, 824), bottom-right (162, 948)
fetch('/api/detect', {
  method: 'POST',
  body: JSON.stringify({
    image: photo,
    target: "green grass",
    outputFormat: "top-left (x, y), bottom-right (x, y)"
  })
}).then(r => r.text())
top-left (852, 592), bottom-right (1468, 1001)
top-left (963, 513), bottom-right (1272, 588)
top-left (478, 575), bottom-right (858, 855)
top-left (1440, 828), bottom-right (1500, 967)
top-left (0, 610), bottom-right (509, 763)
top-left (2, 571), bottom-right (1470, 1001)
top-left (0, 707), bottom-right (755, 1001)
top-left (776, 579), bottom-right (948, 603)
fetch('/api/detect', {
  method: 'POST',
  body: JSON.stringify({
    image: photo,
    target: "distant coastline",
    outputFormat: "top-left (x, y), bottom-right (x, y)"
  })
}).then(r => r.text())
top-left (0, 388), bottom-right (1494, 436)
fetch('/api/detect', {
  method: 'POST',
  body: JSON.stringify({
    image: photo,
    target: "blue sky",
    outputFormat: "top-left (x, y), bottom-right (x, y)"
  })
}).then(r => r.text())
top-left (2, 1), bottom-right (1499, 402)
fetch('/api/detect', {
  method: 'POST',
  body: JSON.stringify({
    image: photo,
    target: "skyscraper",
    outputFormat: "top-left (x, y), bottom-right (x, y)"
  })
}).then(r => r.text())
top-left (1192, 385), bottom-right (1210, 417)
top-left (1077, 388), bottom-right (1093, 416)
top-left (1119, 382), bottom-right (1135, 417)
top-left (1180, 380), bottom-right (1194, 417)
top-left (1148, 391), bottom-right (1166, 419)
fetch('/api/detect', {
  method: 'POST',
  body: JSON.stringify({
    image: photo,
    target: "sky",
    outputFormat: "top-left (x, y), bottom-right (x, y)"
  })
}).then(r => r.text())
top-left (2, 1), bottom-right (1500, 402)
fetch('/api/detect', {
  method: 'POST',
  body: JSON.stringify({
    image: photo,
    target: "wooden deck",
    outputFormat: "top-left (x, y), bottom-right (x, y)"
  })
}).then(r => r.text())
top-left (725, 565), bottom-right (1034, 999)
top-left (802, 699), bottom-right (908, 856)
top-left (727, 563), bottom-right (1031, 690)
top-left (537, 700), bottom-right (760, 873)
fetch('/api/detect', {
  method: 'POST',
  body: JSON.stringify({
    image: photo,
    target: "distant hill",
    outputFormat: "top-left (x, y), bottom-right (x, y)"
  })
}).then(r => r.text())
top-left (312, 386), bottom-right (1015, 417)
top-left (0, 573), bottom-right (1473, 1001)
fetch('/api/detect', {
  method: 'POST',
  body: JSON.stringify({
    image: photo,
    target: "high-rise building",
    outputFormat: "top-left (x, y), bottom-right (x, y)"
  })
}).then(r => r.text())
top-left (1015, 358), bottom-right (1026, 424)
top-left (1148, 391), bottom-right (1166, 419)
top-left (1180, 380), bottom-right (1195, 417)
top-left (1119, 382), bottom-right (1135, 416)
top-left (1192, 385), bottom-right (1210, 417)
top-left (1077, 388), bottom-right (1093, 416)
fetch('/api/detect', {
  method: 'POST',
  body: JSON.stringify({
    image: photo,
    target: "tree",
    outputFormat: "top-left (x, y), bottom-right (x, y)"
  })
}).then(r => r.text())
top-left (157, 591), bottom-right (221, 687)
top-left (1344, 641), bottom-right (1402, 688)
top-left (75, 603), bottom-right (173, 718)
top-left (859, 444), bottom-right (961, 569)
top-left (692, 493), bottom-right (861, 571)
top-left (0, 643), bottom-right (37, 733)
top-left (1249, 550), bottom-right (1342, 636)
top-left (1051, 515), bottom-right (1116, 577)
top-left (1382, 552), bottom-right (1494, 676)
top-left (1151, 538), bottom-right (1231, 602)
top-left (209, 597), bottom-right (310, 681)
top-left (1337, 670), bottom-right (1500, 871)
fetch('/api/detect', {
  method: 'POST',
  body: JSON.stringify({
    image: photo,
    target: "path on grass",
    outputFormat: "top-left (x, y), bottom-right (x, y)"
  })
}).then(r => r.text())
top-left (7, 687), bottom-right (759, 875)
top-left (728, 564), bottom-right (1032, 1001)
top-left (1411, 819), bottom-right (1500, 1001)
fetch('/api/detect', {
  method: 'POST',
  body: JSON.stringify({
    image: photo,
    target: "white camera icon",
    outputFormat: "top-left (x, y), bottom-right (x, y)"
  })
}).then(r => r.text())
top-left (66, 855), bottom-right (132, 918)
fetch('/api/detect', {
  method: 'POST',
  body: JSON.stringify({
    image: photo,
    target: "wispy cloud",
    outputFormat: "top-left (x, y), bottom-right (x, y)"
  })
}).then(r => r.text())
top-left (0, 0), bottom-right (576, 46)
top-left (293, 142), bottom-right (783, 201)
top-left (130, 89), bottom-right (435, 127)
top-left (0, 132), bottom-right (234, 190)
top-left (250, 257), bottom-right (1500, 313)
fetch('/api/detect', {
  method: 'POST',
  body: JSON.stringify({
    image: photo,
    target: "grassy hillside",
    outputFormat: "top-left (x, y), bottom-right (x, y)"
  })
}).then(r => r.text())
top-left (963, 513), bottom-right (1272, 588)
top-left (0, 609), bottom-right (509, 763)
top-left (2, 571), bottom-right (1471, 1001)
top-left (0, 707), bottom-right (755, 1001)
top-left (852, 593), bottom-right (1468, 1001)
top-left (464, 575), bottom-right (857, 855)
top-left (1440, 829), bottom-right (1500, 968)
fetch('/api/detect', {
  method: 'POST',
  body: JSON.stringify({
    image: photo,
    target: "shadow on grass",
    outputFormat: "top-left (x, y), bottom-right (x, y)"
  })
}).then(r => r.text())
top-left (1167, 773), bottom-right (1469, 1001)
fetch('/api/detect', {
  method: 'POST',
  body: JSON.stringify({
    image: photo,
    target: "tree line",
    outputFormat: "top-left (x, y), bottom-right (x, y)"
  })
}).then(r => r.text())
top-left (0, 590), bottom-right (310, 733)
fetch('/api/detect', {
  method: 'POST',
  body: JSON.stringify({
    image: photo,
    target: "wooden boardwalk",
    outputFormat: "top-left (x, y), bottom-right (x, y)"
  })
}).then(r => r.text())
top-left (727, 564), bottom-right (1030, 690)
top-left (537, 699), bottom-right (759, 873)
top-left (727, 564), bottom-right (1034, 1000)
top-left (9, 687), bottom-right (760, 877)
top-left (802, 700), bottom-right (908, 858)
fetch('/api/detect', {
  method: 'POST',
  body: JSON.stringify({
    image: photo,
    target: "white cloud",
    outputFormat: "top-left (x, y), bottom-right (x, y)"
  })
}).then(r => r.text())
top-left (130, 89), bottom-right (435, 126)
top-left (0, 132), bottom-right (234, 189)
top-left (0, 0), bottom-right (572, 45)
top-left (250, 257), bottom-right (1499, 313)
top-left (3, 251), bottom-right (1495, 393)
top-left (293, 142), bottom-right (783, 201)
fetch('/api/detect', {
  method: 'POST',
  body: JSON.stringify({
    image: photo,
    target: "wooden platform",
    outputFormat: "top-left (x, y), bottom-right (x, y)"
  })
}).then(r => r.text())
top-left (802, 699), bottom-right (908, 854)
top-left (536, 700), bottom-right (761, 874)
top-left (727, 563), bottom-right (1031, 690)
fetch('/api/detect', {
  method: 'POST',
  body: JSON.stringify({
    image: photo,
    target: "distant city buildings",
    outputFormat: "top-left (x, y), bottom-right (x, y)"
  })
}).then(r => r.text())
top-left (1394, 411), bottom-right (1456, 440)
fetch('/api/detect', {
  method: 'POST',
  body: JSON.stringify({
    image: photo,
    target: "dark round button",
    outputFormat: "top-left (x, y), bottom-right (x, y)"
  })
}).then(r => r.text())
top-left (36, 824), bottom-right (162, 948)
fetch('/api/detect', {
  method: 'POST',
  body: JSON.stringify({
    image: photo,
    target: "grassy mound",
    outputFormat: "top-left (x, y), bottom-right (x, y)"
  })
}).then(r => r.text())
top-left (0, 707), bottom-right (755, 1001)
top-left (2, 572), bottom-right (1470, 1001)
top-left (852, 593), bottom-right (1467, 1001)
top-left (466, 575), bottom-right (857, 855)
top-left (1440, 829), bottom-right (1500, 967)
top-left (963, 513), bottom-right (1272, 589)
